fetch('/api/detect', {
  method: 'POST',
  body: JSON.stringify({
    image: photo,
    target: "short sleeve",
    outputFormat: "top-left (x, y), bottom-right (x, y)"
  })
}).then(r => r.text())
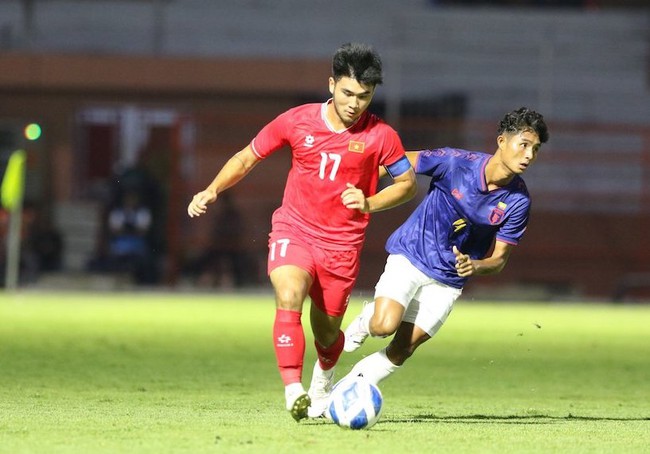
top-left (378, 127), bottom-right (406, 167)
top-left (251, 110), bottom-right (292, 159)
top-left (415, 148), bottom-right (452, 179)
top-left (496, 199), bottom-right (530, 245)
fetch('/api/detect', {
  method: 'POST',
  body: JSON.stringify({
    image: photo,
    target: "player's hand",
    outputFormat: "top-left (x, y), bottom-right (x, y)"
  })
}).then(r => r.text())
top-left (341, 183), bottom-right (370, 213)
top-left (187, 189), bottom-right (217, 218)
top-left (453, 246), bottom-right (475, 277)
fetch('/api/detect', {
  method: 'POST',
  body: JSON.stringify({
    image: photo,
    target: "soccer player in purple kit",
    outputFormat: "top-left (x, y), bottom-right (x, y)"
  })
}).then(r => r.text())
top-left (340, 107), bottom-right (549, 388)
top-left (187, 43), bottom-right (417, 421)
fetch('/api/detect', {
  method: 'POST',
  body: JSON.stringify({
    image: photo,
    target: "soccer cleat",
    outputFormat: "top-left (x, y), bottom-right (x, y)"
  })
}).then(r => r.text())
top-left (307, 361), bottom-right (335, 418)
top-left (343, 302), bottom-right (373, 352)
top-left (285, 385), bottom-right (311, 422)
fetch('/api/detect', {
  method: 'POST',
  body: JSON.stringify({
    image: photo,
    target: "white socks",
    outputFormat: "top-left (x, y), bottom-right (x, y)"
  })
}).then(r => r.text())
top-left (348, 348), bottom-right (400, 386)
top-left (285, 382), bottom-right (306, 401)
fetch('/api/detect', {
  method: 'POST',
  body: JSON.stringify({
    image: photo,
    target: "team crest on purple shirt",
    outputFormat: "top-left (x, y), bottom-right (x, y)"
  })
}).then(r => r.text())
top-left (489, 202), bottom-right (508, 225)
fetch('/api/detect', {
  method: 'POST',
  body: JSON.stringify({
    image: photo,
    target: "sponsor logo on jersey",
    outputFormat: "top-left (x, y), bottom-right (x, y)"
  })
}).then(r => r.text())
top-left (304, 135), bottom-right (315, 147)
top-left (452, 218), bottom-right (467, 233)
top-left (451, 188), bottom-right (463, 200)
top-left (348, 141), bottom-right (365, 153)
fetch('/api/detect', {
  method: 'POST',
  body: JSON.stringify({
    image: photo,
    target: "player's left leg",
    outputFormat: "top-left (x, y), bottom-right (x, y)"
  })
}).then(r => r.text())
top-left (310, 304), bottom-right (345, 369)
top-left (385, 321), bottom-right (431, 367)
top-left (307, 304), bottom-right (344, 418)
top-left (344, 322), bottom-right (430, 385)
top-left (306, 247), bottom-right (359, 418)
top-left (343, 279), bottom-right (461, 386)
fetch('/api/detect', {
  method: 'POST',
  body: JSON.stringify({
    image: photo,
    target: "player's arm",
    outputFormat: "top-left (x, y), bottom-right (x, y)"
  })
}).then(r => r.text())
top-left (378, 151), bottom-right (420, 178)
top-left (343, 163), bottom-right (417, 213)
top-left (453, 240), bottom-right (514, 277)
top-left (366, 166), bottom-right (417, 213)
top-left (187, 145), bottom-right (260, 218)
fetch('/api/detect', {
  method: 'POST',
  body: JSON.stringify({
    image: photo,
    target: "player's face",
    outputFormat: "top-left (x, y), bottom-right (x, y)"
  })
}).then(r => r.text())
top-left (497, 130), bottom-right (541, 175)
top-left (328, 76), bottom-right (375, 128)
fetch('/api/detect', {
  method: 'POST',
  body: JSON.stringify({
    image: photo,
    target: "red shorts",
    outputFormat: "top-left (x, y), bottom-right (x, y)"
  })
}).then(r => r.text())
top-left (267, 228), bottom-right (361, 317)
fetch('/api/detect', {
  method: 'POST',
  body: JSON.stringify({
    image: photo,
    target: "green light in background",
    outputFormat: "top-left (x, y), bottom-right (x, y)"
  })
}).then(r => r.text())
top-left (24, 123), bottom-right (42, 141)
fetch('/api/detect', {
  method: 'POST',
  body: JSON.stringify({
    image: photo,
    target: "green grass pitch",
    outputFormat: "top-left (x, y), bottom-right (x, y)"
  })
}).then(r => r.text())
top-left (1, 292), bottom-right (648, 453)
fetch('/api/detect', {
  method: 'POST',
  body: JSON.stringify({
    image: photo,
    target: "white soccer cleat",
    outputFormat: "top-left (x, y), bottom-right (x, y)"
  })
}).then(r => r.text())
top-left (307, 361), bottom-right (335, 418)
top-left (344, 302), bottom-right (374, 352)
top-left (285, 383), bottom-right (310, 422)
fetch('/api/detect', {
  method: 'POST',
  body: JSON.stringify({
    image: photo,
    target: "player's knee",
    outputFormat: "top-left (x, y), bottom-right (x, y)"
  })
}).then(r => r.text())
top-left (368, 314), bottom-right (400, 338)
top-left (274, 287), bottom-right (305, 311)
top-left (313, 325), bottom-right (340, 348)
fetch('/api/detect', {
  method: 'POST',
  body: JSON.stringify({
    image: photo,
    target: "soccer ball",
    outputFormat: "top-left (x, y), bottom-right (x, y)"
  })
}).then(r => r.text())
top-left (326, 376), bottom-right (383, 430)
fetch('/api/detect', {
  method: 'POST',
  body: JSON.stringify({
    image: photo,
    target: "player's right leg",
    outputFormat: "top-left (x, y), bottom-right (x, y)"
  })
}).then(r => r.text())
top-left (284, 383), bottom-right (311, 422)
top-left (344, 254), bottom-right (421, 352)
top-left (268, 232), bottom-right (316, 421)
top-left (272, 298), bottom-right (310, 421)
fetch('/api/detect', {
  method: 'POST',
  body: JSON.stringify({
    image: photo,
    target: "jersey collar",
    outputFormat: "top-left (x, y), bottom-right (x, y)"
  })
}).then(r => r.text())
top-left (321, 99), bottom-right (361, 133)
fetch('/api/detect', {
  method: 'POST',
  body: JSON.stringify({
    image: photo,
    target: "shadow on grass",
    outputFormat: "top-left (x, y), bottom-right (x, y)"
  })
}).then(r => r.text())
top-left (385, 414), bottom-right (650, 425)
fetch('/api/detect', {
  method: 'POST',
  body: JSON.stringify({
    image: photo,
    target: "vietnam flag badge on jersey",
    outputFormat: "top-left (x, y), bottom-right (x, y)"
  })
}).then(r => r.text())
top-left (348, 141), bottom-right (365, 153)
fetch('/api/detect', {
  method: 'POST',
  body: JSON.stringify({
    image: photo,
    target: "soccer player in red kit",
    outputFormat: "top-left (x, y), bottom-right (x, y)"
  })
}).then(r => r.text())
top-left (187, 42), bottom-right (417, 421)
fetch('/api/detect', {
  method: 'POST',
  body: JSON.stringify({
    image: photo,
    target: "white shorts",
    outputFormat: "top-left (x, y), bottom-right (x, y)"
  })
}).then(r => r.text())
top-left (374, 254), bottom-right (462, 337)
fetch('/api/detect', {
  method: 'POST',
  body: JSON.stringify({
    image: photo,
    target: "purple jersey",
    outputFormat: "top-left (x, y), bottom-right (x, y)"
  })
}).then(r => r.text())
top-left (385, 148), bottom-right (531, 288)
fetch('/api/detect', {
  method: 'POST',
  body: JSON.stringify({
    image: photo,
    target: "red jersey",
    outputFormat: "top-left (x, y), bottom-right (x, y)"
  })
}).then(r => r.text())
top-left (251, 101), bottom-right (406, 249)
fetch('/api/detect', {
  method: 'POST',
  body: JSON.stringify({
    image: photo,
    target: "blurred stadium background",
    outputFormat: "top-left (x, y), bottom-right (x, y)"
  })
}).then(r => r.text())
top-left (1, 0), bottom-right (649, 302)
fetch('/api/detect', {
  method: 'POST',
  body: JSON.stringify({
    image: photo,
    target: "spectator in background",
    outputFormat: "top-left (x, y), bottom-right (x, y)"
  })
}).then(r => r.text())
top-left (105, 189), bottom-right (158, 284)
top-left (88, 159), bottom-right (164, 285)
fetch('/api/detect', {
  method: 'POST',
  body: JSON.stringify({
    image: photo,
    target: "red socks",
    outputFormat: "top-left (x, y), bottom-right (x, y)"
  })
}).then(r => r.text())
top-left (314, 330), bottom-right (344, 371)
top-left (273, 310), bottom-right (345, 384)
top-left (273, 309), bottom-right (305, 386)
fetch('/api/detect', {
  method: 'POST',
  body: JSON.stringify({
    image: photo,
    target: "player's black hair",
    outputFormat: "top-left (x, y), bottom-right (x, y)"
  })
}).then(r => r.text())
top-left (498, 107), bottom-right (549, 144)
top-left (332, 42), bottom-right (383, 86)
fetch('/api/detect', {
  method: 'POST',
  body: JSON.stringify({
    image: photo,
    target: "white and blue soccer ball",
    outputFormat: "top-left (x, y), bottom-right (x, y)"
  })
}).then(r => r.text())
top-left (326, 376), bottom-right (383, 430)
